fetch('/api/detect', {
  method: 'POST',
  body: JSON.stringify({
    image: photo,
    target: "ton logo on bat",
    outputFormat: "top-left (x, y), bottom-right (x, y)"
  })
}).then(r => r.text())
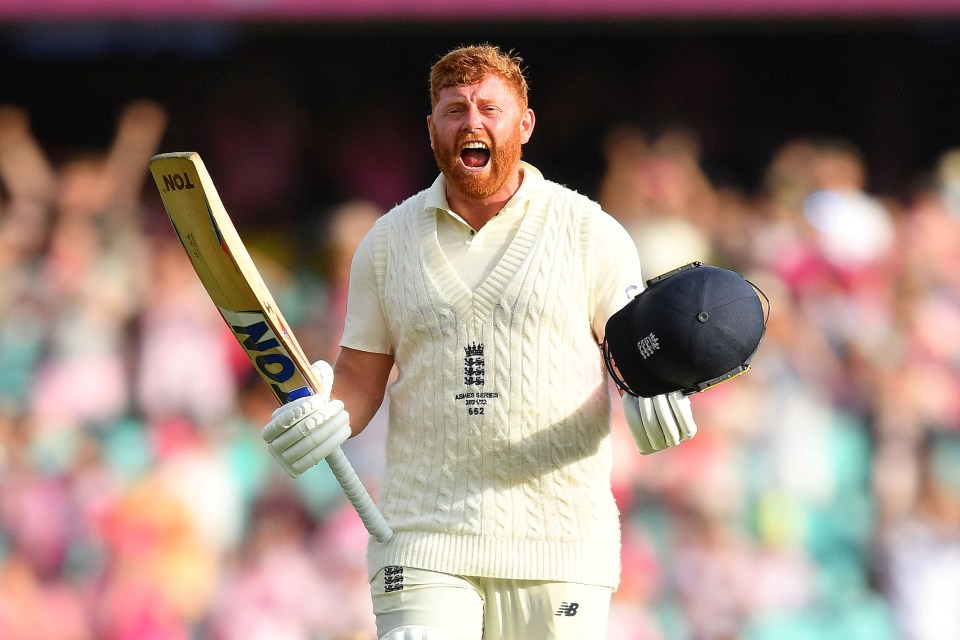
top-left (161, 172), bottom-right (196, 192)
top-left (223, 309), bottom-right (312, 404)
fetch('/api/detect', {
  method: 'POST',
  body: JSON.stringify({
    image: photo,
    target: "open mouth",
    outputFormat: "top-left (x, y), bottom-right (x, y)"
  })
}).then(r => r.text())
top-left (460, 141), bottom-right (491, 169)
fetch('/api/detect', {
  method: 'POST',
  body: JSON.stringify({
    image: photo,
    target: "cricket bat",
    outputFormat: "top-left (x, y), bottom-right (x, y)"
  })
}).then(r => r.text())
top-left (148, 151), bottom-right (393, 543)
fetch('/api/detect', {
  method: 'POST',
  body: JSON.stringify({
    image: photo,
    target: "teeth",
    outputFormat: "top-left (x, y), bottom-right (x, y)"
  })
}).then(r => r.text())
top-left (463, 141), bottom-right (488, 150)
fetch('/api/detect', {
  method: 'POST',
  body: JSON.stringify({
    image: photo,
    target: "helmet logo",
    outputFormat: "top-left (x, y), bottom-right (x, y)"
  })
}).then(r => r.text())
top-left (637, 333), bottom-right (660, 359)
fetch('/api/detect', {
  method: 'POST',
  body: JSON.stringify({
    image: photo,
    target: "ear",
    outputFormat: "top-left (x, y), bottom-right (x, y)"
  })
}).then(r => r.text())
top-left (519, 108), bottom-right (535, 145)
top-left (426, 115), bottom-right (435, 150)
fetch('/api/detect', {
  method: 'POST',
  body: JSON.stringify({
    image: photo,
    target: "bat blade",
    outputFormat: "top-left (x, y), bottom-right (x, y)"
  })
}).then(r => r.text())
top-left (149, 152), bottom-right (315, 404)
top-left (149, 151), bottom-right (392, 542)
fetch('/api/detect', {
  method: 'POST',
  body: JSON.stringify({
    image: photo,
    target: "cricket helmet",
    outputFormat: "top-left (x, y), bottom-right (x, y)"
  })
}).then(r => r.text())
top-left (603, 262), bottom-right (768, 398)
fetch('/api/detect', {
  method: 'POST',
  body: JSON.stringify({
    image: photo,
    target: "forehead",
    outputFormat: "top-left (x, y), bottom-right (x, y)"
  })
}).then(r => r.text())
top-left (435, 74), bottom-right (519, 106)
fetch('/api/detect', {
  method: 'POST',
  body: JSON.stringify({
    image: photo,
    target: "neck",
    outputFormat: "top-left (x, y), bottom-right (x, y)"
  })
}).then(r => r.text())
top-left (447, 167), bottom-right (523, 231)
top-left (448, 195), bottom-right (510, 231)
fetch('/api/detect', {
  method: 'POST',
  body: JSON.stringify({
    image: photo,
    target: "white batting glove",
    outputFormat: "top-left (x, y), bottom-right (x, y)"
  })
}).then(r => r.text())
top-left (261, 360), bottom-right (351, 478)
top-left (622, 391), bottom-right (698, 455)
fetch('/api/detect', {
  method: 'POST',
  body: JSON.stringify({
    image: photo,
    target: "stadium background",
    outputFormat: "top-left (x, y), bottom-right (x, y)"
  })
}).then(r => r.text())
top-left (1, 3), bottom-right (960, 639)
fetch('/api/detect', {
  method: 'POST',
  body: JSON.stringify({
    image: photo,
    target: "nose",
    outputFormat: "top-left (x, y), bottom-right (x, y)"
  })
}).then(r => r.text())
top-left (464, 105), bottom-right (483, 131)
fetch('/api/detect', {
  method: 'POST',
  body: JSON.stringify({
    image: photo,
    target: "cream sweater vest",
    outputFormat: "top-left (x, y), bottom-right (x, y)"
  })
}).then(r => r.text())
top-left (366, 180), bottom-right (621, 589)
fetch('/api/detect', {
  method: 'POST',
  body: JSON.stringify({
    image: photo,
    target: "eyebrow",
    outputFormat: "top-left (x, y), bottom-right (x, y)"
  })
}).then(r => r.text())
top-left (438, 94), bottom-right (501, 111)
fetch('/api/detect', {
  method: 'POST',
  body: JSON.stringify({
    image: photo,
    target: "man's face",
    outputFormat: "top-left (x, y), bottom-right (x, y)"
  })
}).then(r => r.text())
top-left (427, 74), bottom-right (534, 201)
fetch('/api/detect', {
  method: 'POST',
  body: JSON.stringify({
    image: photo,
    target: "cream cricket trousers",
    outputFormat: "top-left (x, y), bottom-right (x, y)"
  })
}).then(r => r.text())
top-left (371, 566), bottom-right (612, 640)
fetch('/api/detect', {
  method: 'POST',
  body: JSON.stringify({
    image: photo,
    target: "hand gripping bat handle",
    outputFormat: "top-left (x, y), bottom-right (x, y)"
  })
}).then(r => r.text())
top-left (326, 447), bottom-right (393, 542)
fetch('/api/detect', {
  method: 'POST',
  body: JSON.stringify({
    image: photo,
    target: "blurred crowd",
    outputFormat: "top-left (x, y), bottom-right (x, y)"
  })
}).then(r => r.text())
top-left (0, 95), bottom-right (958, 640)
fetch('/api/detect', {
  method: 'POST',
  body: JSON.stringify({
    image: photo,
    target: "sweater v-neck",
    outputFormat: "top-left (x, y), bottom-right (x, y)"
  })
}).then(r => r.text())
top-left (420, 197), bottom-right (546, 326)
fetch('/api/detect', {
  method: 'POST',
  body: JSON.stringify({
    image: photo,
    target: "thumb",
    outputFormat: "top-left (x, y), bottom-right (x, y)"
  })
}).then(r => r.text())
top-left (310, 359), bottom-right (334, 401)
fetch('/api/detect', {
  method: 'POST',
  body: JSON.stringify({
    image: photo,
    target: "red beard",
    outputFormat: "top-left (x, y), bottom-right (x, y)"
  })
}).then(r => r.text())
top-left (432, 127), bottom-right (523, 201)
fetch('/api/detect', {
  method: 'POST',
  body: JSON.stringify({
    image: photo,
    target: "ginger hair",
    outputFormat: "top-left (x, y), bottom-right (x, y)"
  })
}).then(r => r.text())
top-left (429, 44), bottom-right (529, 110)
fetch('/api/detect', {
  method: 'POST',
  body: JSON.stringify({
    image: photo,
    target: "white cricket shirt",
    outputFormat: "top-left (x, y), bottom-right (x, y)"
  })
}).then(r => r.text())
top-left (342, 163), bottom-right (641, 354)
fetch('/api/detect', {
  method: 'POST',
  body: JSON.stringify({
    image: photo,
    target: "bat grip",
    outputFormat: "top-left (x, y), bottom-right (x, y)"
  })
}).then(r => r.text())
top-left (326, 447), bottom-right (394, 543)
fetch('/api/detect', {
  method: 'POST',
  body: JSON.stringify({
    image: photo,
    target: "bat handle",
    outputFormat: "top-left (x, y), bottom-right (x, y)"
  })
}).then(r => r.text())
top-left (326, 446), bottom-right (394, 543)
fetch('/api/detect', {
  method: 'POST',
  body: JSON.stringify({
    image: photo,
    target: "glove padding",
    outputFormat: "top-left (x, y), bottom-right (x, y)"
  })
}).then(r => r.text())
top-left (622, 391), bottom-right (697, 455)
top-left (261, 360), bottom-right (351, 478)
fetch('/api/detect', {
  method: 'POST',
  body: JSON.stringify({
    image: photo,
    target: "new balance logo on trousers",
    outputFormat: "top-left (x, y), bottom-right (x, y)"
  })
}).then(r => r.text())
top-left (554, 602), bottom-right (579, 617)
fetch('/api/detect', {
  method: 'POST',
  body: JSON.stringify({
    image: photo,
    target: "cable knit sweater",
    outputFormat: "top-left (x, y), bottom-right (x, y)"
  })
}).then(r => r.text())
top-left (366, 179), bottom-right (621, 589)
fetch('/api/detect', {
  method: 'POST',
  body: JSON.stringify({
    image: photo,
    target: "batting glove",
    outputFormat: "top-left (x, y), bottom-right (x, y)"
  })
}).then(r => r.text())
top-left (261, 360), bottom-right (351, 478)
top-left (622, 391), bottom-right (698, 455)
